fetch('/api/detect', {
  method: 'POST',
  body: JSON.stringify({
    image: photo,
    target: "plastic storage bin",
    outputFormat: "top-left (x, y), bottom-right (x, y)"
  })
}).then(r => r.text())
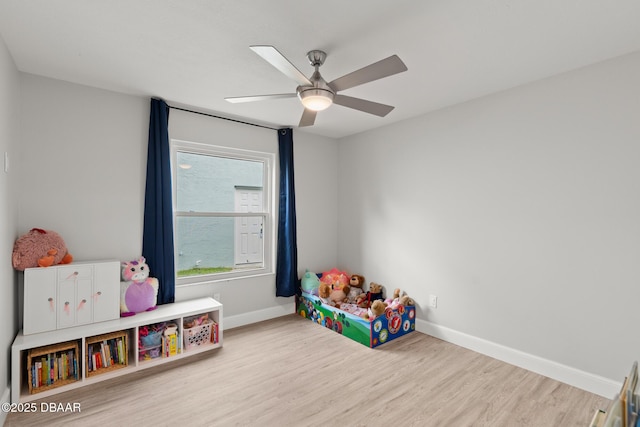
top-left (183, 320), bottom-right (213, 350)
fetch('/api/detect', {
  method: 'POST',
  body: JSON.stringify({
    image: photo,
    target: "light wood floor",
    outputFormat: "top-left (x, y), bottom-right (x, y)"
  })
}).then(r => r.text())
top-left (5, 314), bottom-right (609, 426)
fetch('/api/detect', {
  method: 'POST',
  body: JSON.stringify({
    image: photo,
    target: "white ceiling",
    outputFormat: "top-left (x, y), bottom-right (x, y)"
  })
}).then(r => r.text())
top-left (1, 1), bottom-right (639, 139)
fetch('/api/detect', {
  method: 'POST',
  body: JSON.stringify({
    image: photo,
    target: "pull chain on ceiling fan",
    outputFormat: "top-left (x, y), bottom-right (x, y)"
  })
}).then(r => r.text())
top-left (225, 45), bottom-right (408, 127)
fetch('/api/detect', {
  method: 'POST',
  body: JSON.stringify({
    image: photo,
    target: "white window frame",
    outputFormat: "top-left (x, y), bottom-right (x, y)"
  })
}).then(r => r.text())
top-left (171, 139), bottom-right (275, 286)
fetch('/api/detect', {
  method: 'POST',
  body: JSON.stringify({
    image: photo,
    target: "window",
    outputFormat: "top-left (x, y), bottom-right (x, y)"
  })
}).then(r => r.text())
top-left (172, 140), bottom-right (274, 284)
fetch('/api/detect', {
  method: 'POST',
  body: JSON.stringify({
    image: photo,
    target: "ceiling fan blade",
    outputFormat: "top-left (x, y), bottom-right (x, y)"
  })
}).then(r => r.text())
top-left (328, 55), bottom-right (407, 92)
top-left (333, 94), bottom-right (395, 117)
top-left (225, 93), bottom-right (297, 103)
top-left (250, 45), bottom-right (312, 87)
top-left (298, 109), bottom-right (317, 127)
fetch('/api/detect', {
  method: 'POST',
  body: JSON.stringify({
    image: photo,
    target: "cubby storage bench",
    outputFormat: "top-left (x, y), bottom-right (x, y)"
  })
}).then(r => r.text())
top-left (296, 293), bottom-right (415, 348)
top-left (11, 297), bottom-right (222, 404)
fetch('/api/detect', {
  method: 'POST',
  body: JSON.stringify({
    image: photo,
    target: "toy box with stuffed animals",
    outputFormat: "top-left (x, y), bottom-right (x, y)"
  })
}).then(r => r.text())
top-left (296, 292), bottom-right (416, 348)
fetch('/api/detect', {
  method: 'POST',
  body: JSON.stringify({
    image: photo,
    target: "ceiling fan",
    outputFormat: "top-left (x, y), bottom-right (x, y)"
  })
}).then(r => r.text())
top-left (225, 45), bottom-right (408, 127)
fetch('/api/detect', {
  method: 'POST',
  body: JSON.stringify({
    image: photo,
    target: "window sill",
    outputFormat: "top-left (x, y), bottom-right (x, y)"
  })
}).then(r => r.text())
top-left (176, 270), bottom-right (275, 288)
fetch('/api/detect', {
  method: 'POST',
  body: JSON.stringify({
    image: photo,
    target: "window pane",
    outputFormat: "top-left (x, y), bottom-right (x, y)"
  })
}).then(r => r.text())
top-left (176, 215), bottom-right (264, 278)
top-left (176, 152), bottom-right (263, 213)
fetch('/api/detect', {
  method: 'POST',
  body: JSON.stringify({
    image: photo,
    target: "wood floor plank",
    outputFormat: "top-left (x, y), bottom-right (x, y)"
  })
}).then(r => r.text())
top-left (5, 314), bottom-right (609, 426)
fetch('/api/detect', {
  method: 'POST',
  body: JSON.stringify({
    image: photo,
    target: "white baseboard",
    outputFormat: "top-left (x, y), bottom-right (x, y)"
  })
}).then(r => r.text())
top-left (416, 318), bottom-right (620, 398)
top-left (225, 302), bottom-right (295, 330)
top-left (1, 386), bottom-right (10, 425)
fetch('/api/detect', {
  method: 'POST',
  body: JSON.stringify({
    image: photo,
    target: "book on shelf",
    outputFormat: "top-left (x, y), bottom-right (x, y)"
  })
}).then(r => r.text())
top-left (88, 335), bottom-right (127, 372)
top-left (100, 342), bottom-right (108, 367)
top-left (117, 338), bottom-right (125, 363)
top-left (162, 333), bottom-right (179, 357)
top-left (29, 346), bottom-right (78, 390)
top-left (596, 360), bottom-right (640, 427)
top-left (213, 321), bottom-right (219, 344)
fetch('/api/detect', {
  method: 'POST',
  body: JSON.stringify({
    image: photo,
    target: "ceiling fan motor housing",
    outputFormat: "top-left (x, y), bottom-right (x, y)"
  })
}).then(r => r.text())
top-left (297, 60), bottom-right (335, 111)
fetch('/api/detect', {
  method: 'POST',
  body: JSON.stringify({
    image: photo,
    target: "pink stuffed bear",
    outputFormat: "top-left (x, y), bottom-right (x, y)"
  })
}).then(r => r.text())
top-left (120, 257), bottom-right (159, 317)
top-left (12, 228), bottom-right (73, 271)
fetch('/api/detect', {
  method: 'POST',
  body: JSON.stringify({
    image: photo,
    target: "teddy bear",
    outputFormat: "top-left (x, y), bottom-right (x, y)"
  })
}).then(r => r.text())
top-left (120, 257), bottom-right (159, 316)
top-left (346, 274), bottom-right (365, 304)
top-left (368, 282), bottom-right (384, 302)
top-left (318, 282), bottom-right (332, 305)
top-left (366, 300), bottom-right (387, 321)
top-left (399, 294), bottom-right (416, 306)
top-left (12, 228), bottom-right (73, 271)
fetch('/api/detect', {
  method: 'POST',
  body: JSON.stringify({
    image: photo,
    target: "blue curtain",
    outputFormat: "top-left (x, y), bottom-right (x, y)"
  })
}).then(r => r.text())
top-left (142, 98), bottom-right (175, 305)
top-left (275, 128), bottom-right (299, 297)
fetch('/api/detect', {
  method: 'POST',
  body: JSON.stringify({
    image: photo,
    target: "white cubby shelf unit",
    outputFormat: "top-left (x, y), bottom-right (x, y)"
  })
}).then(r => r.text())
top-left (11, 297), bottom-right (222, 404)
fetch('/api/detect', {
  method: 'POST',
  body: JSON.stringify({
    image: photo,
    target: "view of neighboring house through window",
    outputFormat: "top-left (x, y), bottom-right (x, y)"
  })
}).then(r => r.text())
top-left (172, 140), bottom-right (273, 284)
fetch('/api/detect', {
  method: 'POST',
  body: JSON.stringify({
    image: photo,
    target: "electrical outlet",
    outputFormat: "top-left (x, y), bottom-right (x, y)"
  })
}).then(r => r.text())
top-left (429, 295), bottom-right (438, 308)
top-left (213, 293), bottom-right (221, 302)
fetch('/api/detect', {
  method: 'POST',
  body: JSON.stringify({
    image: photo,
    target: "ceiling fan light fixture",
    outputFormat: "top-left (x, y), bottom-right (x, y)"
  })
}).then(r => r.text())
top-left (298, 87), bottom-right (334, 111)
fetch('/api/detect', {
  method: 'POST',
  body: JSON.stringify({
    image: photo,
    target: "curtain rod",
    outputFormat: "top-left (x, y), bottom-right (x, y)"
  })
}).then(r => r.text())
top-left (168, 105), bottom-right (281, 131)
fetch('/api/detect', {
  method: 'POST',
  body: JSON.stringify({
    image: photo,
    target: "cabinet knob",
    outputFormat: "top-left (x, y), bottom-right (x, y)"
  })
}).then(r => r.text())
top-left (48, 297), bottom-right (54, 312)
top-left (65, 271), bottom-right (79, 280)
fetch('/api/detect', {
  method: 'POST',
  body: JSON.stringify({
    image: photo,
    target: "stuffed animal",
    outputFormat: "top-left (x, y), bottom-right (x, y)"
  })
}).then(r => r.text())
top-left (318, 268), bottom-right (351, 307)
top-left (383, 288), bottom-right (416, 309)
top-left (319, 268), bottom-right (350, 289)
top-left (329, 281), bottom-right (350, 307)
top-left (368, 282), bottom-right (384, 302)
top-left (346, 274), bottom-right (365, 304)
top-left (399, 294), bottom-right (416, 306)
top-left (366, 300), bottom-right (387, 321)
top-left (301, 270), bottom-right (320, 295)
top-left (318, 282), bottom-right (332, 305)
top-left (184, 314), bottom-right (209, 329)
top-left (120, 257), bottom-right (159, 317)
top-left (12, 228), bottom-right (73, 271)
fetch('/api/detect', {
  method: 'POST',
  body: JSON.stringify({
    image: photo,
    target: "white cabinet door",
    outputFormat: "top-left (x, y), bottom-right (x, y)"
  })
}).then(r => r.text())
top-left (23, 269), bottom-right (57, 335)
top-left (92, 261), bottom-right (120, 322)
top-left (75, 275), bottom-right (93, 325)
top-left (57, 265), bottom-right (94, 327)
top-left (57, 273), bottom-right (76, 329)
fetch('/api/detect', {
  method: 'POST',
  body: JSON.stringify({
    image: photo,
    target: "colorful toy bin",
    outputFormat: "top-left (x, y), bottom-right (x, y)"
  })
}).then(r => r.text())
top-left (296, 293), bottom-right (415, 348)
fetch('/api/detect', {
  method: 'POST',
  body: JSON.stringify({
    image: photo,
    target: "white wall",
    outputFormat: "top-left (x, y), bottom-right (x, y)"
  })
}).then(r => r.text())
top-left (19, 74), bottom-right (149, 260)
top-left (18, 76), bottom-right (338, 328)
top-left (338, 51), bottom-right (640, 395)
top-left (0, 33), bottom-right (20, 415)
top-left (292, 131), bottom-right (339, 273)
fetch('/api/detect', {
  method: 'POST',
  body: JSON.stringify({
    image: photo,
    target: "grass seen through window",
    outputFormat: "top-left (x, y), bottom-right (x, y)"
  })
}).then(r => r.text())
top-left (177, 266), bottom-right (233, 277)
